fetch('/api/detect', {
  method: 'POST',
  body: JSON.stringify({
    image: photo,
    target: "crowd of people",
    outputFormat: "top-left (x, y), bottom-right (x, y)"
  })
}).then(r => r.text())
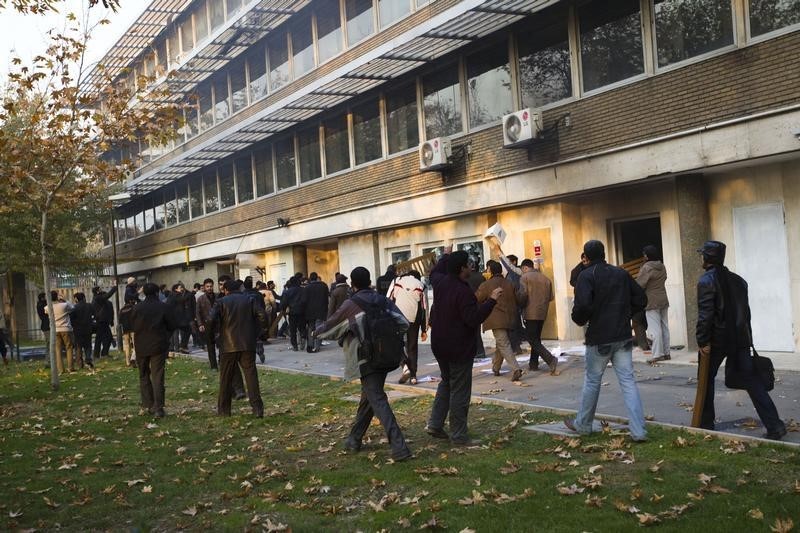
top-left (34, 235), bottom-right (787, 448)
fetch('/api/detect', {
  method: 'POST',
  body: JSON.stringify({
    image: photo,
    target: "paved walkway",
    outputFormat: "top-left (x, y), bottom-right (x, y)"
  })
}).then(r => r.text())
top-left (185, 336), bottom-right (799, 445)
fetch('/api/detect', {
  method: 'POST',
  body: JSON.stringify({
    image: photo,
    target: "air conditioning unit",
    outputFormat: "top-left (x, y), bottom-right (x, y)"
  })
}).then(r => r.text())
top-left (419, 137), bottom-right (452, 172)
top-left (502, 108), bottom-right (543, 148)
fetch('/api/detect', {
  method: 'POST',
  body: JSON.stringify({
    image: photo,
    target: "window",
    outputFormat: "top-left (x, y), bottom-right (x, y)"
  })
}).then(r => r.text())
top-left (298, 127), bottom-right (322, 183)
top-left (579, 0), bottom-right (644, 92)
top-left (416, 0), bottom-right (430, 7)
top-left (154, 196), bottom-right (165, 230)
top-left (275, 137), bottom-right (297, 191)
top-left (183, 101), bottom-right (199, 140)
top-left (143, 201), bottom-right (155, 233)
top-left (748, 0), bottom-right (800, 37)
top-left (457, 241), bottom-right (485, 271)
top-left (203, 171), bottom-right (219, 213)
top-left (517, 6), bottom-right (572, 108)
top-left (346, 0), bottom-right (374, 46)
top-left (466, 44), bottom-right (512, 129)
top-left (324, 114), bottom-right (351, 174)
top-left (213, 75), bottom-right (230, 123)
top-left (210, 1), bottom-right (225, 30)
top-left (164, 189), bottom-right (177, 227)
top-left (230, 61), bottom-right (248, 113)
top-left (189, 175), bottom-right (204, 218)
top-left (143, 53), bottom-right (155, 79)
top-left (423, 64), bottom-right (462, 139)
top-left (268, 34), bottom-right (291, 91)
top-left (176, 182), bottom-right (190, 223)
top-left (386, 83), bottom-right (419, 154)
top-left (248, 47), bottom-right (268, 102)
top-left (168, 29), bottom-right (181, 67)
top-left (155, 39), bottom-right (168, 77)
top-left (254, 146), bottom-right (274, 196)
top-left (125, 214), bottom-right (135, 239)
top-left (316, 1), bottom-right (343, 63)
top-left (197, 84), bottom-right (214, 131)
top-left (379, 0), bottom-right (410, 28)
top-left (195, 2), bottom-right (209, 42)
top-left (352, 99), bottom-right (382, 165)
top-left (115, 216), bottom-right (126, 243)
top-left (390, 249), bottom-right (411, 264)
top-left (218, 164), bottom-right (236, 208)
top-left (180, 18), bottom-right (194, 55)
top-left (235, 156), bottom-right (254, 202)
top-left (227, 0), bottom-right (244, 16)
top-left (654, 0), bottom-right (733, 67)
top-left (292, 18), bottom-right (316, 77)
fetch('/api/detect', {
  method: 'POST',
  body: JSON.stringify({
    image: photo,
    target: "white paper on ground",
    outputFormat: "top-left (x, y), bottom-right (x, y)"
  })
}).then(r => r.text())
top-left (415, 375), bottom-right (440, 383)
top-left (481, 369), bottom-right (508, 374)
top-left (472, 357), bottom-right (492, 366)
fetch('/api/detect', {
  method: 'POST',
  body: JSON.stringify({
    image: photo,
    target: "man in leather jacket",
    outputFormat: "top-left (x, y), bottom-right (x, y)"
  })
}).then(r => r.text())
top-left (208, 279), bottom-right (269, 418)
top-left (695, 241), bottom-right (786, 440)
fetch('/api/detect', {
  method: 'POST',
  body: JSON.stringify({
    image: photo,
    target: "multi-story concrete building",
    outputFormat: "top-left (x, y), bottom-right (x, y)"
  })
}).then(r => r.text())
top-left (97, 0), bottom-right (800, 352)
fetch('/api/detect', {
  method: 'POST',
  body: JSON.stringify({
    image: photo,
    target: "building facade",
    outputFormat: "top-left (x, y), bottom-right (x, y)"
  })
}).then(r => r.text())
top-left (99, 0), bottom-right (800, 351)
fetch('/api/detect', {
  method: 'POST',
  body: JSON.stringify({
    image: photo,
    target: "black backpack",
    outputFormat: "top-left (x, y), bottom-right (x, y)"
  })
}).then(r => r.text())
top-left (352, 294), bottom-right (405, 371)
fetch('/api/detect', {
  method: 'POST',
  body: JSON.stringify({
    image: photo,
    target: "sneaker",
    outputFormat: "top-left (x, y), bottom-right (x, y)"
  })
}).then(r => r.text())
top-left (528, 362), bottom-right (539, 371)
top-left (425, 426), bottom-right (449, 439)
top-left (398, 368), bottom-right (411, 384)
top-left (392, 448), bottom-right (413, 462)
top-left (563, 417), bottom-right (578, 433)
top-left (153, 408), bottom-right (166, 418)
top-left (343, 436), bottom-right (361, 452)
top-left (410, 377), bottom-right (417, 385)
top-left (253, 408), bottom-right (264, 418)
top-left (511, 368), bottom-right (523, 382)
top-left (258, 353), bottom-right (266, 364)
top-left (548, 359), bottom-right (558, 376)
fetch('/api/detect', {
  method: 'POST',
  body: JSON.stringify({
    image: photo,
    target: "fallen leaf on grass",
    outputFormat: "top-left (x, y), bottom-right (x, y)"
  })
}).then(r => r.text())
top-left (673, 436), bottom-right (689, 447)
top-left (637, 513), bottom-right (661, 526)
top-left (397, 517), bottom-right (412, 528)
top-left (557, 484), bottom-right (585, 496)
top-left (141, 485), bottom-right (152, 493)
top-left (459, 529), bottom-right (477, 533)
top-left (458, 490), bottom-right (487, 506)
top-left (748, 509), bottom-right (764, 520)
top-left (585, 495), bottom-right (605, 508)
top-left (182, 506), bottom-right (198, 517)
top-left (126, 479), bottom-right (146, 487)
top-left (770, 518), bottom-right (794, 533)
top-left (650, 494), bottom-right (664, 503)
top-left (698, 473), bottom-right (716, 485)
top-left (102, 485), bottom-right (116, 494)
top-left (43, 496), bottom-right (59, 508)
top-left (589, 465), bottom-right (603, 474)
top-left (649, 460), bottom-right (664, 473)
top-left (419, 516), bottom-right (444, 530)
top-left (263, 518), bottom-right (290, 532)
top-left (9, 510), bottom-right (22, 518)
top-left (499, 462), bottom-right (520, 475)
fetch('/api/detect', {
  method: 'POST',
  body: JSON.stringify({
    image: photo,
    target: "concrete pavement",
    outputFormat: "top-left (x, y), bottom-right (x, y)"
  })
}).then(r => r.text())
top-left (187, 337), bottom-right (800, 445)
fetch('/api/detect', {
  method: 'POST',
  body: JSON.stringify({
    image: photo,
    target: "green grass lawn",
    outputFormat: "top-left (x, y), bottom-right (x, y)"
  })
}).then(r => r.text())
top-left (0, 356), bottom-right (798, 532)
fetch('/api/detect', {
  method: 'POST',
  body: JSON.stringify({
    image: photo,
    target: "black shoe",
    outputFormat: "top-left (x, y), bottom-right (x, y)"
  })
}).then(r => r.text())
top-left (392, 447), bottom-right (413, 462)
top-left (258, 354), bottom-right (266, 364)
top-left (234, 392), bottom-right (247, 400)
top-left (647, 354), bottom-right (671, 364)
top-left (153, 408), bottom-right (166, 418)
top-left (548, 360), bottom-right (558, 375)
top-left (253, 408), bottom-right (264, 418)
top-left (425, 426), bottom-right (449, 439)
top-left (763, 426), bottom-right (787, 441)
top-left (492, 369), bottom-right (500, 377)
top-left (343, 436), bottom-right (361, 452)
top-left (529, 362), bottom-right (539, 371)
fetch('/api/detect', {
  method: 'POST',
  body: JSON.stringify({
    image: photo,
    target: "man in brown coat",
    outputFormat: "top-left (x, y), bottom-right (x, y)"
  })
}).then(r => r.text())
top-left (476, 260), bottom-right (525, 381)
top-left (520, 259), bottom-right (558, 374)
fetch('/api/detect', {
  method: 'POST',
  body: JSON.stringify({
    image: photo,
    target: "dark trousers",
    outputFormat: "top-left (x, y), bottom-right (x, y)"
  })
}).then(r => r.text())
top-left (218, 351), bottom-right (263, 416)
top-left (700, 348), bottom-right (784, 433)
top-left (632, 311), bottom-right (650, 350)
top-left (349, 371), bottom-right (408, 454)
top-left (402, 320), bottom-right (421, 377)
top-left (288, 315), bottom-right (306, 349)
top-left (428, 357), bottom-right (473, 442)
top-left (508, 311), bottom-right (524, 352)
top-left (74, 330), bottom-right (93, 364)
top-left (475, 329), bottom-right (486, 358)
top-left (306, 319), bottom-right (322, 352)
top-left (206, 330), bottom-right (218, 369)
top-left (138, 353), bottom-right (166, 412)
top-left (524, 319), bottom-right (556, 367)
top-left (93, 323), bottom-right (113, 358)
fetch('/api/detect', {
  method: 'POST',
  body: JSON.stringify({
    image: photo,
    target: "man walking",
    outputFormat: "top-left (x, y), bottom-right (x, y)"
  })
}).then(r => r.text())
top-left (495, 249), bottom-right (525, 355)
top-left (167, 283), bottom-right (194, 354)
top-left (304, 273), bottom-right (329, 353)
top-left (466, 259), bottom-right (487, 359)
top-left (92, 284), bottom-right (118, 359)
top-left (314, 266), bottom-right (412, 461)
top-left (428, 250), bottom-right (500, 445)
top-left (328, 274), bottom-right (350, 317)
top-left (71, 293), bottom-right (94, 369)
top-left (281, 277), bottom-right (307, 351)
top-left (130, 283), bottom-right (178, 418)
top-left (694, 241), bottom-right (786, 440)
top-left (118, 297), bottom-right (138, 367)
top-left (476, 261), bottom-right (524, 382)
top-left (520, 259), bottom-right (559, 374)
top-left (196, 278), bottom-right (218, 369)
top-left (375, 264), bottom-right (396, 296)
top-left (564, 240), bottom-right (648, 442)
top-left (388, 270), bottom-right (428, 385)
top-left (208, 279), bottom-right (268, 418)
top-left (45, 292), bottom-right (75, 374)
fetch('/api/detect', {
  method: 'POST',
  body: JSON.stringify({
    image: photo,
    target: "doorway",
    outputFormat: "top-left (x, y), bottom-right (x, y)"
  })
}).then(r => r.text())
top-left (612, 216), bottom-right (663, 265)
top-left (305, 241), bottom-right (340, 285)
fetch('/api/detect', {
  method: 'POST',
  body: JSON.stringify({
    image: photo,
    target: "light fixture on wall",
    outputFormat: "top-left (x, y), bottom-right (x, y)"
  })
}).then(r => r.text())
top-left (277, 217), bottom-right (290, 228)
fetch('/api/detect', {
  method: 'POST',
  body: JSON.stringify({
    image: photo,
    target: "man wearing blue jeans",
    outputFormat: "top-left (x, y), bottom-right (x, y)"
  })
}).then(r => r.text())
top-left (564, 240), bottom-right (649, 442)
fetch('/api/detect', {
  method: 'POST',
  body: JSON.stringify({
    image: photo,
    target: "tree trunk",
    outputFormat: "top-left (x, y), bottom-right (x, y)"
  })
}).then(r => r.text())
top-left (41, 210), bottom-right (59, 391)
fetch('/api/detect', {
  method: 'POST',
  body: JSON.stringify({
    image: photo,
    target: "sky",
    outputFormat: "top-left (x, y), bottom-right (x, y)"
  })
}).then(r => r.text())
top-left (0, 0), bottom-right (148, 82)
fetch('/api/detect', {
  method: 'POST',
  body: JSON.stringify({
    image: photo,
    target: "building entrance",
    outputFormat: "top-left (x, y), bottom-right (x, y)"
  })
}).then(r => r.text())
top-left (612, 216), bottom-right (663, 265)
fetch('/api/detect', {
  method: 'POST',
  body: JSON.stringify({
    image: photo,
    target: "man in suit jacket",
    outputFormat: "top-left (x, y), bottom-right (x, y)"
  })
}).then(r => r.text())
top-left (520, 258), bottom-right (558, 374)
top-left (130, 283), bottom-right (178, 418)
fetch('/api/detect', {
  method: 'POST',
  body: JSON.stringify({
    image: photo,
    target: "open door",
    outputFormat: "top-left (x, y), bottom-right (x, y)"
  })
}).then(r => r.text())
top-left (523, 228), bottom-right (558, 340)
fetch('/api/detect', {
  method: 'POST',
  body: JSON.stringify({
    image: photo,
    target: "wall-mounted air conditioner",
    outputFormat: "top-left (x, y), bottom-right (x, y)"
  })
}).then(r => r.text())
top-left (419, 137), bottom-right (452, 172)
top-left (502, 108), bottom-right (543, 148)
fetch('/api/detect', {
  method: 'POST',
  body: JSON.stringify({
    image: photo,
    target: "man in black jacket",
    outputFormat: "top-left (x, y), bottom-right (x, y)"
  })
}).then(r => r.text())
top-left (304, 272), bottom-right (329, 353)
top-left (565, 240), bottom-right (648, 442)
top-left (71, 293), bottom-right (94, 369)
top-left (281, 277), bottom-right (307, 351)
top-left (130, 283), bottom-right (178, 418)
top-left (92, 285), bottom-right (118, 359)
top-left (695, 241), bottom-right (786, 440)
top-left (209, 279), bottom-right (269, 417)
top-left (167, 283), bottom-right (194, 354)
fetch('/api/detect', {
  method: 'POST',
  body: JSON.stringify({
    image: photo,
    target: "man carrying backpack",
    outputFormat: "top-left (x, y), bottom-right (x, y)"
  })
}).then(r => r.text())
top-left (314, 266), bottom-right (412, 462)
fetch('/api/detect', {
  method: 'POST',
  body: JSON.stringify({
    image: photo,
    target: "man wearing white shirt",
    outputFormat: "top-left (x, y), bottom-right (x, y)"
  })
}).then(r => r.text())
top-left (387, 270), bottom-right (428, 385)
